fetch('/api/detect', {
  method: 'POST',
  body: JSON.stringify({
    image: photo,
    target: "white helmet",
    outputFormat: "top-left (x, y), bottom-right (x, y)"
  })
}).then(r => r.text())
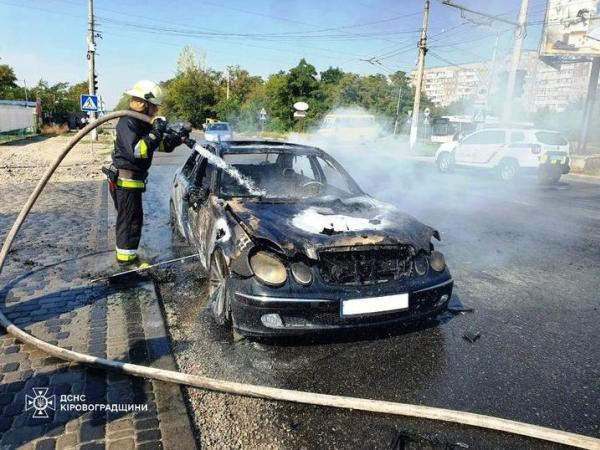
top-left (124, 80), bottom-right (163, 106)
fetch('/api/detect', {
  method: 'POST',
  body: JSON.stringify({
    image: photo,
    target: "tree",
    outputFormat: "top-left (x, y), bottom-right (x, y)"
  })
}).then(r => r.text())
top-left (0, 64), bottom-right (18, 92)
top-left (320, 67), bottom-right (344, 85)
top-left (221, 66), bottom-right (262, 103)
top-left (114, 94), bottom-right (131, 111)
top-left (177, 45), bottom-right (201, 74)
top-left (263, 72), bottom-right (292, 130)
top-left (161, 69), bottom-right (219, 127)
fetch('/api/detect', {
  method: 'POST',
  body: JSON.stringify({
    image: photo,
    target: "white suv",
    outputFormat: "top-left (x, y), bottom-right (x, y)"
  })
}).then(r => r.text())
top-left (435, 128), bottom-right (571, 183)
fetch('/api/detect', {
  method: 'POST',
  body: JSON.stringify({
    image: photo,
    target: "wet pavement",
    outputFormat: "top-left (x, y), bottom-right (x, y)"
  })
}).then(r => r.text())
top-left (149, 145), bottom-right (600, 449)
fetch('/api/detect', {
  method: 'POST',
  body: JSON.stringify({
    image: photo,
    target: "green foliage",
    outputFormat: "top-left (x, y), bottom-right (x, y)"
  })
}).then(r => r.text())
top-left (114, 94), bottom-right (131, 112)
top-left (0, 64), bottom-right (18, 92)
top-left (161, 68), bottom-right (219, 127)
top-left (24, 79), bottom-right (89, 116)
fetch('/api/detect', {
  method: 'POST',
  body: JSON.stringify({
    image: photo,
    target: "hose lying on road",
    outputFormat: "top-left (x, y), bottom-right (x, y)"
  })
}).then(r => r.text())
top-left (0, 111), bottom-right (598, 450)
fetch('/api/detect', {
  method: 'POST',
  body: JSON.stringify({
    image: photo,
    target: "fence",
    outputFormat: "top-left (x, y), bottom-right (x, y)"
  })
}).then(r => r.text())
top-left (0, 100), bottom-right (37, 144)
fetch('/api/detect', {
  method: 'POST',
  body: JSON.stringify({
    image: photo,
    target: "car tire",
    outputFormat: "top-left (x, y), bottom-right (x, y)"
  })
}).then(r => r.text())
top-left (437, 152), bottom-right (454, 173)
top-left (497, 159), bottom-right (519, 181)
top-left (208, 249), bottom-right (233, 327)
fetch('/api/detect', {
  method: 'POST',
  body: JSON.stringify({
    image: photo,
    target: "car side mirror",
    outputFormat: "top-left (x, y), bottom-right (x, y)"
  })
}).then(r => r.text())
top-left (186, 187), bottom-right (209, 209)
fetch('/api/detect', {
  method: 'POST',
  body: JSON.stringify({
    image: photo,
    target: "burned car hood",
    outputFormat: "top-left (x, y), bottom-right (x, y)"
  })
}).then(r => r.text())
top-left (226, 196), bottom-right (439, 259)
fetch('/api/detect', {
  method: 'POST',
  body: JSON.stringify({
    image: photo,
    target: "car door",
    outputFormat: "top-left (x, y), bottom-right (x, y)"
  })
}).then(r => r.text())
top-left (187, 157), bottom-right (217, 269)
top-left (455, 130), bottom-right (505, 165)
top-left (173, 152), bottom-right (199, 240)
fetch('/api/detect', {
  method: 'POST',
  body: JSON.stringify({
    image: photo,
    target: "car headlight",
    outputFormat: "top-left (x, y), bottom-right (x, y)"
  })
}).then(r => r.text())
top-left (413, 254), bottom-right (429, 276)
top-left (291, 262), bottom-right (313, 286)
top-left (430, 251), bottom-right (446, 272)
top-left (250, 251), bottom-right (287, 286)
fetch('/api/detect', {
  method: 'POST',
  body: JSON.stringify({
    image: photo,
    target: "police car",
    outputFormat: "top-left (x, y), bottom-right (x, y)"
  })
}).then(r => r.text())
top-left (434, 128), bottom-right (571, 183)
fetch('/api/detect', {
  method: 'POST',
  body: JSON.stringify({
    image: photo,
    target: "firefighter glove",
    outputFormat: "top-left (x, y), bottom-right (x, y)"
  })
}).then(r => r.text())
top-left (151, 117), bottom-right (168, 138)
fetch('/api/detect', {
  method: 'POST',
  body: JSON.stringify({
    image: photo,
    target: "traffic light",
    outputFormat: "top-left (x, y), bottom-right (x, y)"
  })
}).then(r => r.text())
top-left (93, 74), bottom-right (99, 93)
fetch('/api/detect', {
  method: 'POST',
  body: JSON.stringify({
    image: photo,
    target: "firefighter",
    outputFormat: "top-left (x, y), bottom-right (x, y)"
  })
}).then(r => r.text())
top-left (110, 80), bottom-right (183, 266)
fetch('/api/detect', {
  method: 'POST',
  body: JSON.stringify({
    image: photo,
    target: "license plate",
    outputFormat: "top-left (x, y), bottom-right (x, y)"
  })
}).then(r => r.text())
top-left (341, 293), bottom-right (409, 317)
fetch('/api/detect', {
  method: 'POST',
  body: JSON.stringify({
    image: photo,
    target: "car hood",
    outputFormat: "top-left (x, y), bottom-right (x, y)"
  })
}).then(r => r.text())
top-left (225, 195), bottom-right (439, 259)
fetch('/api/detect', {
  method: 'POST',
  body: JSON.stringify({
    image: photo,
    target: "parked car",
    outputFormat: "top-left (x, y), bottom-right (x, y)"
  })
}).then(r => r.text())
top-left (204, 121), bottom-right (234, 142)
top-left (170, 140), bottom-right (453, 337)
top-left (434, 128), bottom-right (571, 183)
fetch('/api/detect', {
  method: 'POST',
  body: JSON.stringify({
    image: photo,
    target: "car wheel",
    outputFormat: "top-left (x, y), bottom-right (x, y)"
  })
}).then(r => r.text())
top-left (208, 249), bottom-right (232, 327)
top-left (498, 159), bottom-right (519, 181)
top-left (437, 152), bottom-right (454, 173)
top-left (169, 201), bottom-right (185, 242)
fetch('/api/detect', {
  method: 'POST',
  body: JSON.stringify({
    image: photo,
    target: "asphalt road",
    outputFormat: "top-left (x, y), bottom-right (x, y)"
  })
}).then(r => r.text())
top-left (147, 144), bottom-right (600, 449)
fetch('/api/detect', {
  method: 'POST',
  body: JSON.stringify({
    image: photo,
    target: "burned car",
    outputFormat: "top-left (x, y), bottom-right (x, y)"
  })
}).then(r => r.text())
top-left (170, 140), bottom-right (453, 337)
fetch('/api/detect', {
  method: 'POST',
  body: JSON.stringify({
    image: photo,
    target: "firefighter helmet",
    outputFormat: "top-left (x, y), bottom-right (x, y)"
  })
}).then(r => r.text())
top-left (124, 80), bottom-right (163, 106)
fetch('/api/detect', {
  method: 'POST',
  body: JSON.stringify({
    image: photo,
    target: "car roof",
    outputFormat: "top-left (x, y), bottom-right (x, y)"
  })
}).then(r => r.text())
top-left (200, 140), bottom-right (325, 155)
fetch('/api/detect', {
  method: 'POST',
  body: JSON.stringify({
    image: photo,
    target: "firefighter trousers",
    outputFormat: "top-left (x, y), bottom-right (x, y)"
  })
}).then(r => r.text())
top-left (114, 186), bottom-right (144, 263)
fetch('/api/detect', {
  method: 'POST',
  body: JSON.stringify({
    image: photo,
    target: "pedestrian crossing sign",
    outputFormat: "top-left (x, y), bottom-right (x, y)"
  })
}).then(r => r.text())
top-left (80, 94), bottom-right (99, 112)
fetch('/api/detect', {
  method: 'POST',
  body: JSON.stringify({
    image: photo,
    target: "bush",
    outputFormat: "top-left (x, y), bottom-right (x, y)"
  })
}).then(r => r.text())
top-left (41, 124), bottom-right (69, 135)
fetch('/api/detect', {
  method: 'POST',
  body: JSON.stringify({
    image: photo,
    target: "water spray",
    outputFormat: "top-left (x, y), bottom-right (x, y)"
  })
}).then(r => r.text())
top-left (0, 111), bottom-right (598, 449)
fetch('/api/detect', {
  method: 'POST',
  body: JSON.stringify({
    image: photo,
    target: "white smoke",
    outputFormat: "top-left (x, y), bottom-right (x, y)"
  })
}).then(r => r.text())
top-left (192, 143), bottom-right (265, 196)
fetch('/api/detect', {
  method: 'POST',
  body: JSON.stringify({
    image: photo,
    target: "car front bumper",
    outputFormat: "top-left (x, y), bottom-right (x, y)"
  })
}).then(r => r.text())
top-left (227, 271), bottom-right (453, 337)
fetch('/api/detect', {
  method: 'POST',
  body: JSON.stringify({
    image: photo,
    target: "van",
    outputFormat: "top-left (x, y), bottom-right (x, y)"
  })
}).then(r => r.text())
top-left (317, 113), bottom-right (380, 142)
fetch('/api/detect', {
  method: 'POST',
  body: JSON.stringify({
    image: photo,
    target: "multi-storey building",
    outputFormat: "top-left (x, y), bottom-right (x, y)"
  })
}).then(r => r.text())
top-left (413, 50), bottom-right (594, 112)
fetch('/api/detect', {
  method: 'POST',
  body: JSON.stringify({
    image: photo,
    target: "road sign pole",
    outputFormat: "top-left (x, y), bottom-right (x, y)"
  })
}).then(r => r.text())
top-left (87, 0), bottom-right (98, 142)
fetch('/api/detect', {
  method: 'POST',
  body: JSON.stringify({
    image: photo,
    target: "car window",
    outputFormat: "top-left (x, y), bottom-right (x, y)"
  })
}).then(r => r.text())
top-left (535, 131), bottom-right (567, 146)
top-left (510, 131), bottom-right (525, 143)
top-left (191, 157), bottom-right (209, 188)
top-left (181, 152), bottom-right (199, 179)
top-left (219, 151), bottom-right (359, 199)
top-left (462, 130), bottom-right (505, 145)
top-left (208, 123), bottom-right (229, 131)
top-left (316, 156), bottom-right (354, 193)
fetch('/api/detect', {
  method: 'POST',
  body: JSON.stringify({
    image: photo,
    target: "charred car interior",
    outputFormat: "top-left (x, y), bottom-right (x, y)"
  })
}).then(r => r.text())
top-left (170, 140), bottom-right (453, 337)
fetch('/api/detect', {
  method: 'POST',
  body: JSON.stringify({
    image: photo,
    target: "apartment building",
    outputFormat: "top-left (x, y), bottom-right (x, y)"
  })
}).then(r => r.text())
top-left (413, 50), bottom-right (593, 112)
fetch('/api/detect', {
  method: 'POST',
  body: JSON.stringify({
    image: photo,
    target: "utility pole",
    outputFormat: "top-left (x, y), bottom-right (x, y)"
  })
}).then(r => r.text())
top-left (226, 68), bottom-right (230, 100)
top-left (393, 87), bottom-right (403, 136)
top-left (87, 0), bottom-right (98, 141)
top-left (502, 0), bottom-right (529, 123)
top-left (409, 0), bottom-right (430, 150)
top-left (578, 58), bottom-right (600, 153)
top-left (486, 32), bottom-right (500, 109)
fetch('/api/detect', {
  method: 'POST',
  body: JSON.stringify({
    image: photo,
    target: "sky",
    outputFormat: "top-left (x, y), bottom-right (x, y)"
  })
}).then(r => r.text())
top-left (0, 0), bottom-right (551, 108)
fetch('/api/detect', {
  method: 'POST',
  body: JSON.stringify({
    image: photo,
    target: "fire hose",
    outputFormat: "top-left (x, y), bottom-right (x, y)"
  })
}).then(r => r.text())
top-left (0, 110), bottom-right (598, 449)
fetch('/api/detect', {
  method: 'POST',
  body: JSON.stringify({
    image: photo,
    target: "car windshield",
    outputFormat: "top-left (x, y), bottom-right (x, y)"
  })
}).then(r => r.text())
top-left (208, 123), bottom-right (229, 131)
top-left (535, 131), bottom-right (568, 146)
top-left (219, 150), bottom-right (360, 199)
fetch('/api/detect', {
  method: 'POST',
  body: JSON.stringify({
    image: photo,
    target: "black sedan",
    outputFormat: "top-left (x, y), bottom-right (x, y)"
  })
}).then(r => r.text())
top-left (170, 140), bottom-right (453, 337)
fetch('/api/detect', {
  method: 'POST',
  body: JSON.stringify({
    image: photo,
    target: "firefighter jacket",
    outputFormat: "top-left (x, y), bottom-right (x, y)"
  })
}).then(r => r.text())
top-left (111, 116), bottom-right (179, 188)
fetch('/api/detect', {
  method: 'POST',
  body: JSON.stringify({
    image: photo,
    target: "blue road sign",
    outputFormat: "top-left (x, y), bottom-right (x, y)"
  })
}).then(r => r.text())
top-left (80, 94), bottom-right (99, 112)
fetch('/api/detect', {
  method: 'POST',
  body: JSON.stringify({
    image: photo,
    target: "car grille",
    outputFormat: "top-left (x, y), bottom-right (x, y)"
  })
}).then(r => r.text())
top-left (318, 245), bottom-right (413, 286)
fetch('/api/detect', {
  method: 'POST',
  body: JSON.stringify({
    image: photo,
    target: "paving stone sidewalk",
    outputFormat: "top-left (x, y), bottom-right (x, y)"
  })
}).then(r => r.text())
top-left (0, 180), bottom-right (197, 449)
